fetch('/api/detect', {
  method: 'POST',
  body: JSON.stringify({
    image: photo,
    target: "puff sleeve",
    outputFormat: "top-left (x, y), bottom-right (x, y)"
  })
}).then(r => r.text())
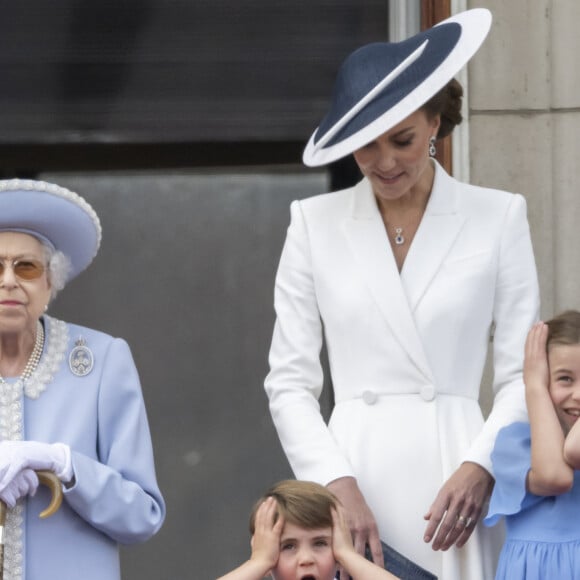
top-left (484, 422), bottom-right (542, 526)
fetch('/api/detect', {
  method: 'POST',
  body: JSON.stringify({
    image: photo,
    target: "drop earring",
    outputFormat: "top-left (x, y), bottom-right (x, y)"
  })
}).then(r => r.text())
top-left (429, 136), bottom-right (437, 157)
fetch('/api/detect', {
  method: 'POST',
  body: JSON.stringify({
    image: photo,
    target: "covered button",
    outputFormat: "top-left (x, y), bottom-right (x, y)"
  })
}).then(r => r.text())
top-left (362, 390), bottom-right (378, 405)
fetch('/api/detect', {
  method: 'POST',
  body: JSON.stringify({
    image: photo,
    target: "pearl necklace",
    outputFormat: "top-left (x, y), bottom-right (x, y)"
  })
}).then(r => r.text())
top-left (0, 321), bottom-right (45, 385)
top-left (0, 319), bottom-right (47, 580)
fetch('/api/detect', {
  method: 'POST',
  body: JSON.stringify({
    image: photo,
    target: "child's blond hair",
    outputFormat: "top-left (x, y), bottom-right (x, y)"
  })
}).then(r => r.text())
top-left (546, 310), bottom-right (580, 350)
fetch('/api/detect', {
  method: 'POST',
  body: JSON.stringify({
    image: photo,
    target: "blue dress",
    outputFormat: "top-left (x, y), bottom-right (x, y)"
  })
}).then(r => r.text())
top-left (484, 422), bottom-right (580, 579)
top-left (1, 316), bottom-right (165, 580)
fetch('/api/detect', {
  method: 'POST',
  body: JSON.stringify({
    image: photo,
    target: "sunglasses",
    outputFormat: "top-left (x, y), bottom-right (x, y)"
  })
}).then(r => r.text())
top-left (0, 258), bottom-right (46, 280)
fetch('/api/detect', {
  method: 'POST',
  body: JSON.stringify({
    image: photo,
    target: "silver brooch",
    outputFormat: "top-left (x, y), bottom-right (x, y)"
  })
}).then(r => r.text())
top-left (68, 336), bottom-right (94, 377)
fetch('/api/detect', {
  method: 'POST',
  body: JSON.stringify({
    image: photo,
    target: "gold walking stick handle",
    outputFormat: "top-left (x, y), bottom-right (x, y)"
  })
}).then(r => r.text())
top-left (0, 470), bottom-right (63, 579)
top-left (35, 470), bottom-right (63, 518)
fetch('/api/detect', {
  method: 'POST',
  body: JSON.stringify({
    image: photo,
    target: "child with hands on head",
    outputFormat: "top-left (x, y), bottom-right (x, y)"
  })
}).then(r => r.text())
top-left (217, 480), bottom-right (398, 580)
top-left (484, 311), bottom-right (580, 579)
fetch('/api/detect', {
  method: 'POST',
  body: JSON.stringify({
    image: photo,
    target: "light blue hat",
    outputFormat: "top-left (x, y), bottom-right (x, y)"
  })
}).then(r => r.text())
top-left (0, 179), bottom-right (102, 281)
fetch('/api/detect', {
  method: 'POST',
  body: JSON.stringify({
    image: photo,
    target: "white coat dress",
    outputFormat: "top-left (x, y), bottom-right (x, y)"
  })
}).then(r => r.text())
top-left (264, 160), bottom-right (540, 580)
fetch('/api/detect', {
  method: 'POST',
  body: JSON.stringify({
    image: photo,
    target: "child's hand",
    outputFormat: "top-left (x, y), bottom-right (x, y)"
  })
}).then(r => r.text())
top-left (249, 497), bottom-right (283, 572)
top-left (215, 497), bottom-right (283, 580)
top-left (331, 505), bottom-right (356, 565)
top-left (331, 505), bottom-right (399, 580)
top-left (524, 322), bottom-right (550, 394)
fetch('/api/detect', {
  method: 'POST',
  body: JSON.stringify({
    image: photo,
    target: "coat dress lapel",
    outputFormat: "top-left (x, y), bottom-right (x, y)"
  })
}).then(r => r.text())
top-left (342, 162), bottom-right (465, 384)
top-left (342, 178), bottom-right (434, 383)
top-left (401, 162), bottom-right (466, 311)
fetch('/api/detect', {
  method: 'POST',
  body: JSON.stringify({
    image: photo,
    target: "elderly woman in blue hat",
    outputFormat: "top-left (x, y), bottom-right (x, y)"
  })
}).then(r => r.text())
top-left (0, 180), bottom-right (165, 579)
top-left (264, 9), bottom-right (539, 580)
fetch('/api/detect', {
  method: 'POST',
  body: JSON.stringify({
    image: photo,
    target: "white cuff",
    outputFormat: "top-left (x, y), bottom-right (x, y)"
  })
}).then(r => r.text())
top-left (52, 443), bottom-right (74, 483)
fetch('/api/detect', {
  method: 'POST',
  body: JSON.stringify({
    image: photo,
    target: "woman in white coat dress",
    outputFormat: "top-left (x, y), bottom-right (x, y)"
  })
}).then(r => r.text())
top-left (264, 9), bottom-right (539, 580)
top-left (0, 179), bottom-right (165, 580)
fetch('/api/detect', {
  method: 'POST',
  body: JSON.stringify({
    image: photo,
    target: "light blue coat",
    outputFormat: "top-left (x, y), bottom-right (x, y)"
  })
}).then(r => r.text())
top-left (21, 316), bottom-right (165, 579)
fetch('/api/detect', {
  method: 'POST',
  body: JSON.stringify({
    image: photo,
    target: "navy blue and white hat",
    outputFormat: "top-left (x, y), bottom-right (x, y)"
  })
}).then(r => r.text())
top-left (0, 179), bottom-right (102, 281)
top-left (303, 8), bottom-right (492, 167)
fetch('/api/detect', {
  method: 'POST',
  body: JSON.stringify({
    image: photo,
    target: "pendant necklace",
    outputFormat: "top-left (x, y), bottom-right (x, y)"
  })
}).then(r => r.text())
top-left (394, 227), bottom-right (405, 245)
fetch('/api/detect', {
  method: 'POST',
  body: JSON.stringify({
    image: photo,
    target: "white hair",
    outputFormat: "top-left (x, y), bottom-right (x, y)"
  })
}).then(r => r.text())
top-left (40, 241), bottom-right (72, 300)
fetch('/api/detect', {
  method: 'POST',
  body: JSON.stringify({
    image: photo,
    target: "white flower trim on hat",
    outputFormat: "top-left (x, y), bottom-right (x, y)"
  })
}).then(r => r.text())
top-left (303, 8), bottom-right (492, 167)
top-left (0, 179), bottom-right (102, 252)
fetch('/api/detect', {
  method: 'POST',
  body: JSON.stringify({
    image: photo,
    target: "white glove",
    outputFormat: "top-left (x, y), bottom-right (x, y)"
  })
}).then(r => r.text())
top-left (0, 468), bottom-right (39, 508)
top-left (0, 441), bottom-right (73, 492)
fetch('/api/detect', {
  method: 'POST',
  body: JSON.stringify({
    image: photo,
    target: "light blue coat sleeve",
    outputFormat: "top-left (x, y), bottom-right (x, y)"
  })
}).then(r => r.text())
top-left (62, 336), bottom-right (165, 543)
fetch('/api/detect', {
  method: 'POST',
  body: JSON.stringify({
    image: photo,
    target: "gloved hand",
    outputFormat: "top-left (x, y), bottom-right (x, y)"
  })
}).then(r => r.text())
top-left (0, 441), bottom-right (73, 492)
top-left (0, 468), bottom-right (39, 508)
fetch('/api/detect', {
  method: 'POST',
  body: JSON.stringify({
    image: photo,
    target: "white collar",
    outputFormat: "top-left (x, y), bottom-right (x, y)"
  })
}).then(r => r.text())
top-left (0, 315), bottom-right (69, 580)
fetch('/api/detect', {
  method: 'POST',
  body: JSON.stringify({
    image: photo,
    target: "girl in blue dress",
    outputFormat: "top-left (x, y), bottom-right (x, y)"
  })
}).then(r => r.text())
top-left (484, 311), bottom-right (580, 579)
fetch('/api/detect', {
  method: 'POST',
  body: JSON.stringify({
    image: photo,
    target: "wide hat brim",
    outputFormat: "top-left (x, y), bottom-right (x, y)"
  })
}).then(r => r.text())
top-left (303, 8), bottom-right (492, 167)
top-left (0, 179), bottom-right (102, 281)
